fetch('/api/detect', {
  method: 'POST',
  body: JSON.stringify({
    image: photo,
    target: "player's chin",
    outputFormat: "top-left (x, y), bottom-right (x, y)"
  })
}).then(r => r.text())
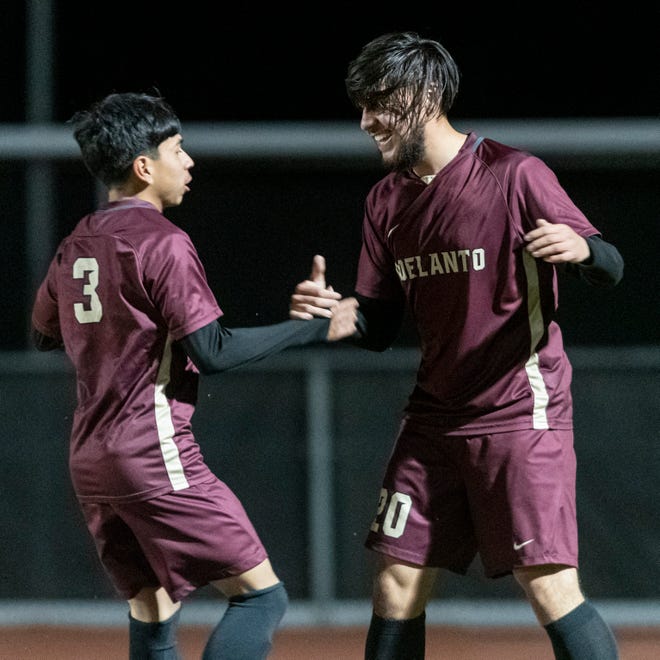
top-left (166, 193), bottom-right (185, 208)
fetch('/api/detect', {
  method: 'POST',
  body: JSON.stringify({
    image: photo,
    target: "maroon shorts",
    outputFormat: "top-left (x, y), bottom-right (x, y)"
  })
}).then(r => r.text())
top-left (80, 477), bottom-right (268, 602)
top-left (365, 420), bottom-right (578, 578)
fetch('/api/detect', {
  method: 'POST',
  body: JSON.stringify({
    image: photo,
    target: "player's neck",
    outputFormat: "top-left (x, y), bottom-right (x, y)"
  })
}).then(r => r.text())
top-left (413, 120), bottom-right (467, 179)
top-left (108, 188), bottom-right (163, 213)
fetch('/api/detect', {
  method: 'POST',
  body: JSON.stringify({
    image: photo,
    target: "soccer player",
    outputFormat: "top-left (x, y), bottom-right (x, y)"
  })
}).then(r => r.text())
top-left (290, 32), bottom-right (623, 660)
top-left (31, 91), bottom-right (357, 659)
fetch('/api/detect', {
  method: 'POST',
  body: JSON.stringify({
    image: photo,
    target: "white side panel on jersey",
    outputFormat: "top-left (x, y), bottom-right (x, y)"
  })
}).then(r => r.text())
top-left (154, 336), bottom-right (189, 490)
top-left (523, 251), bottom-right (550, 429)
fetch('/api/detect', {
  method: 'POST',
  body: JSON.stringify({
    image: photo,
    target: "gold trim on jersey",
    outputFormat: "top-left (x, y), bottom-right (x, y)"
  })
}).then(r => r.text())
top-left (523, 251), bottom-right (550, 429)
top-left (154, 335), bottom-right (189, 490)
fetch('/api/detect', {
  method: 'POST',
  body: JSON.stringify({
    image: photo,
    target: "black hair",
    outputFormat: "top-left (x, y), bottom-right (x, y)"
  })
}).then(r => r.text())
top-left (345, 31), bottom-right (460, 129)
top-left (69, 92), bottom-right (182, 187)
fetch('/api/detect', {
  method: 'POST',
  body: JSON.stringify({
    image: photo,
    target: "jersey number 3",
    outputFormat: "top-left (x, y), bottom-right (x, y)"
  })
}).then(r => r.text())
top-left (73, 257), bottom-right (103, 324)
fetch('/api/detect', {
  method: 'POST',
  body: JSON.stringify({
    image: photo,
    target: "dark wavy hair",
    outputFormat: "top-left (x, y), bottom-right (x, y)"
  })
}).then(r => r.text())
top-left (69, 92), bottom-right (181, 187)
top-left (345, 31), bottom-right (460, 130)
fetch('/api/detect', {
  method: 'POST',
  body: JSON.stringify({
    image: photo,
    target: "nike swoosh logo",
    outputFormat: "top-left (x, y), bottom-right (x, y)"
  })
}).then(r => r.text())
top-left (387, 224), bottom-right (400, 239)
top-left (513, 539), bottom-right (535, 550)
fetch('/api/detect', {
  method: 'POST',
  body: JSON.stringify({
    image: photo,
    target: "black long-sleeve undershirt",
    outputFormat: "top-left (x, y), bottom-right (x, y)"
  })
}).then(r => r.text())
top-left (179, 317), bottom-right (331, 374)
top-left (564, 235), bottom-right (624, 287)
top-left (347, 296), bottom-right (405, 353)
top-left (32, 317), bottom-right (331, 373)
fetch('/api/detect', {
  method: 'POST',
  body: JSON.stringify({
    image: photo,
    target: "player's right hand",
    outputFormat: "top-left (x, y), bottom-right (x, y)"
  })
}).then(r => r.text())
top-left (327, 297), bottom-right (359, 341)
top-left (290, 255), bottom-right (342, 320)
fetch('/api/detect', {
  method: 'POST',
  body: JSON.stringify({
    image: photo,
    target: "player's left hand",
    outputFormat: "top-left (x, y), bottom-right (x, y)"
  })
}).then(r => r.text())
top-left (524, 218), bottom-right (590, 264)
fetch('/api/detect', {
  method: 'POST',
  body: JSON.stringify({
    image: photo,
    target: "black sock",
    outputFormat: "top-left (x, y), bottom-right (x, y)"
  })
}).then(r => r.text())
top-left (365, 611), bottom-right (425, 660)
top-left (202, 581), bottom-right (289, 660)
top-left (544, 600), bottom-right (619, 659)
top-left (128, 608), bottom-right (180, 660)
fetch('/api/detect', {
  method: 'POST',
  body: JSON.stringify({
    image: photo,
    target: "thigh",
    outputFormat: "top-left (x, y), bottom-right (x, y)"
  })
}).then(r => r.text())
top-left (116, 477), bottom-right (268, 602)
top-left (365, 419), bottom-right (478, 574)
top-left (80, 501), bottom-right (159, 600)
top-left (464, 429), bottom-right (578, 578)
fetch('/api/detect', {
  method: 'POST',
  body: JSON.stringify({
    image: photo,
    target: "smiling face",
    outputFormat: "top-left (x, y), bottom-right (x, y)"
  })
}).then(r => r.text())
top-left (360, 106), bottom-right (426, 173)
top-left (345, 33), bottom-right (461, 173)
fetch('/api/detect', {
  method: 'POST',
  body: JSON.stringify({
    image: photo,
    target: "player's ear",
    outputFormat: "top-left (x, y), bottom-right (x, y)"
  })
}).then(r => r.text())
top-left (133, 155), bottom-right (153, 183)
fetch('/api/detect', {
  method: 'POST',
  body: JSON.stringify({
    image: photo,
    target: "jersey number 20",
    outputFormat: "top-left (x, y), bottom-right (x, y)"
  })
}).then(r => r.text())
top-left (370, 488), bottom-right (412, 538)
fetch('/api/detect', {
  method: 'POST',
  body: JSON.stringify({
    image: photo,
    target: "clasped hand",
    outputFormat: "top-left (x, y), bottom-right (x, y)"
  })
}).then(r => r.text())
top-left (290, 255), bottom-right (359, 341)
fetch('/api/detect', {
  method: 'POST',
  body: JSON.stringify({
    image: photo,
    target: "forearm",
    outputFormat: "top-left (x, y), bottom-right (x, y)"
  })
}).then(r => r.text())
top-left (566, 235), bottom-right (624, 287)
top-left (179, 318), bottom-right (331, 374)
top-left (343, 294), bottom-right (405, 352)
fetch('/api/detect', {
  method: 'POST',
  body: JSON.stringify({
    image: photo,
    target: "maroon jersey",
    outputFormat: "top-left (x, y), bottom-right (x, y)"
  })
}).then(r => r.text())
top-left (32, 199), bottom-right (222, 502)
top-left (356, 132), bottom-right (600, 433)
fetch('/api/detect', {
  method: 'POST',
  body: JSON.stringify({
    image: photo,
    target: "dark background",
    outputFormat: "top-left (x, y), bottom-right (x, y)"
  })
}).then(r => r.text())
top-left (0, 2), bottom-right (659, 609)
top-left (2, 4), bottom-right (659, 122)
top-left (1, 3), bottom-right (659, 348)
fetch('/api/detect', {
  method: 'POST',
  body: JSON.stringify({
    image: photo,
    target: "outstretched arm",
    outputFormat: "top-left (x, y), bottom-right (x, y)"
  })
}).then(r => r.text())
top-left (179, 317), bottom-right (336, 375)
top-left (524, 219), bottom-right (623, 287)
top-left (181, 256), bottom-right (358, 374)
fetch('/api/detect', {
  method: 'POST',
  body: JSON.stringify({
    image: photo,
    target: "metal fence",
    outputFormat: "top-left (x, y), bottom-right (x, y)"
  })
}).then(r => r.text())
top-left (1, 345), bottom-right (659, 627)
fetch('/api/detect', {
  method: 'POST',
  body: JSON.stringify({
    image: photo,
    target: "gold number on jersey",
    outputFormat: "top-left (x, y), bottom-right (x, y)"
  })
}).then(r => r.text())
top-left (370, 488), bottom-right (412, 538)
top-left (73, 257), bottom-right (103, 324)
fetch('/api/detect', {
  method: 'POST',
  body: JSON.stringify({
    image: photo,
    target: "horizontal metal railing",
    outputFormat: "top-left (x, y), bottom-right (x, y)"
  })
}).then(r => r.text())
top-left (1, 117), bottom-right (659, 167)
top-left (1, 345), bottom-right (659, 628)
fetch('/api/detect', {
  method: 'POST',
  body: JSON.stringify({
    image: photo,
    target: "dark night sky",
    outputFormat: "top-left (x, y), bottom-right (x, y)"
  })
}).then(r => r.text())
top-left (1, 4), bottom-right (658, 123)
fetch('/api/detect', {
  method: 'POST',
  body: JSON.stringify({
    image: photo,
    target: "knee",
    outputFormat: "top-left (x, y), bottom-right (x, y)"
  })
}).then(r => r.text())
top-left (514, 565), bottom-right (581, 597)
top-left (514, 565), bottom-right (585, 624)
top-left (231, 581), bottom-right (289, 623)
top-left (129, 586), bottom-right (181, 623)
top-left (202, 582), bottom-right (289, 659)
top-left (261, 581), bottom-right (288, 621)
top-left (373, 568), bottom-right (431, 620)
